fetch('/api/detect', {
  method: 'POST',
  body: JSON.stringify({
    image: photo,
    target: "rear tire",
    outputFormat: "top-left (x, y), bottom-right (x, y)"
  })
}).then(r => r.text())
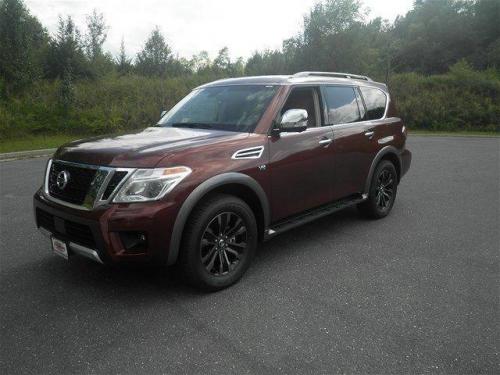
top-left (180, 194), bottom-right (257, 291)
top-left (358, 160), bottom-right (398, 219)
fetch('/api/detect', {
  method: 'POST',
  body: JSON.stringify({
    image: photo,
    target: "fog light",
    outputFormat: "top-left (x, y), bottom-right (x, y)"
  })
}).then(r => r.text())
top-left (119, 232), bottom-right (147, 253)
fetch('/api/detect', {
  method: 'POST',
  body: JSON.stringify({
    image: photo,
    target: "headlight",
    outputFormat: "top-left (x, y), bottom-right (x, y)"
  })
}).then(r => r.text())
top-left (113, 166), bottom-right (191, 203)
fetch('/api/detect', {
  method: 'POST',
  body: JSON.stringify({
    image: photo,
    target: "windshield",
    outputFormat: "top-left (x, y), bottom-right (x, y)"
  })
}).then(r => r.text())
top-left (156, 85), bottom-right (278, 132)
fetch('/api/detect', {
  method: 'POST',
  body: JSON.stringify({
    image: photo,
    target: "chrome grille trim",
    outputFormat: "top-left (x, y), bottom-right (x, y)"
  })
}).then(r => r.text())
top-left (231, 146), bottom-right (264, 160)
top-left (43, 159), bottom-right (135, 211)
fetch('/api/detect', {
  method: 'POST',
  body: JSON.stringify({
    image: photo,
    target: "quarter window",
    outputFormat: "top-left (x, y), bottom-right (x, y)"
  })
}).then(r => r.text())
top-left (322, 86), bottom-right (361, 125)
top-left (359, 87), bottom-right (387, 120)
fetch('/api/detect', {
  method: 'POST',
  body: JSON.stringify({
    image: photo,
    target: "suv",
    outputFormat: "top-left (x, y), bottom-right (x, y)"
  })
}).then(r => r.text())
top-left (34, 72), bottom-right (411, 290)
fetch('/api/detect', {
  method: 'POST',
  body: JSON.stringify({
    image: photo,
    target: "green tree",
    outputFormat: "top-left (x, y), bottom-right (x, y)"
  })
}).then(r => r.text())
top-left (136, 27), bottom-right (172, 77)
top-left (213, 47), bottom-right (231, 72)
top-left (205, 47), bottom-right (244, 76)
top-left (245, 0), bottom-right (373, 75)
top-left (46, 15), bottom-right (88, 79)
top-left (245, 50), bottom-right (288, 75)
top-left (166, 55), bottom-right (193, 76)
top-left (391, 0), bottom-right (476, 74)
top-left (190, 51), bottom-right (211, 73)
top-left (84, 9), bottom-right (114, 76)
top-left (469, 0), bottom-right (500, 69)
top-left (84, 9), bottom-right (107, 61)
top-left (303, 0), bottom-right (364, 42)
top-left (230, 57), bottom-right (245, 76)
top-left (0, 0), bottom-right (48, 95)
top-left (116, 37), bottom-right (132, 74)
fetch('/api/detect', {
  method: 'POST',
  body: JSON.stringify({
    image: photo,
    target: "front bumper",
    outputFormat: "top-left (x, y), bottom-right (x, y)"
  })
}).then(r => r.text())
top-left (38, 226), bottom-right (104, 263)
top-left (33, 189), bottom-right (180, 265)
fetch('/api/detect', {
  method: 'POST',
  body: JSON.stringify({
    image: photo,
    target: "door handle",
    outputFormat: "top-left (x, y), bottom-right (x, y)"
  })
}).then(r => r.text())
top-left (364, 131), bottom-right (374, 138)
top-left (319, 138), bottom-right (333, 146)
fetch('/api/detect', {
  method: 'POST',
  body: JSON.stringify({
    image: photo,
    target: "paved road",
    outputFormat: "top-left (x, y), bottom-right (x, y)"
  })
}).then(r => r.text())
top-left (1, 136), bottom-right (498, 374)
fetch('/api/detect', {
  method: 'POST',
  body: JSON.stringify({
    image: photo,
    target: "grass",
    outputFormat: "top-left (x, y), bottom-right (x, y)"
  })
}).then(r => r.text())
top-left (0, 134), bottom-right (89, 154)
top-left (0, 129), bottom-right (498, 154)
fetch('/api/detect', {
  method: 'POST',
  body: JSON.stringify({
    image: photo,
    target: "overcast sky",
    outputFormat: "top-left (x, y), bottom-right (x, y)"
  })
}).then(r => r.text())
top-left (25, 0), bottom-right (414, 60)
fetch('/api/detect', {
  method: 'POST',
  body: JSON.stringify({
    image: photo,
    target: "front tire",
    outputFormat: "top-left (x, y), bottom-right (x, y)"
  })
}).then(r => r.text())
top-left (180, 194), bottom-right (257, 291)
top-left (358, 160), bottom-right (398, 219)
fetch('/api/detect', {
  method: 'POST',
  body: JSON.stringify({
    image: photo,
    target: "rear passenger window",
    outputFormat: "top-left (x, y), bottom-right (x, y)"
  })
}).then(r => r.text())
top-left (360, 87), bottom-right (387, 119)
top-left (322, 86), bottom-right (361, 125)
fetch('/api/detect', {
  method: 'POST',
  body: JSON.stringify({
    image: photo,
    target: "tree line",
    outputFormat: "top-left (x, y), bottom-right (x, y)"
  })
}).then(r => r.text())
top-left (247, 0), bottom-right (500, 79)
top-left (0, 0), bottom-right (498, 137)
top-left (0, 0), bottom-right (245, 96)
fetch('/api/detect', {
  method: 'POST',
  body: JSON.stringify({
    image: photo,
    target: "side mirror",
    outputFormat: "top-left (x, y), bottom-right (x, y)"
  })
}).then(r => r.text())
top-left (160, 110), bottom-right (167, 118)
top-left (279, 109), bottom-right (308, 133)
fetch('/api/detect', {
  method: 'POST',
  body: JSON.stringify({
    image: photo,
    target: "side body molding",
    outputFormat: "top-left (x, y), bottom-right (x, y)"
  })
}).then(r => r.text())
top-left (363, 145), bottom-right (402, 194)
top-left (167, 172), bottom-right (270, 265)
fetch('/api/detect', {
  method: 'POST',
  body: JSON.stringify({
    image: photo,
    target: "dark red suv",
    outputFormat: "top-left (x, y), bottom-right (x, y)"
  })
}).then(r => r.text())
top-left (34, 72), bottom-right (411, 290)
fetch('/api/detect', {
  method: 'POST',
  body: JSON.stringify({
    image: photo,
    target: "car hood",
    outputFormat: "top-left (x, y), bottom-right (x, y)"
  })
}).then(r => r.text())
top-left (54, 127), bottom-right (248, 167)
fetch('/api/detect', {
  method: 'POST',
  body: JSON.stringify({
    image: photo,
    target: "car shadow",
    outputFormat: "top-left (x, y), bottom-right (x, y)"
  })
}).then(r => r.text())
top-left (0, 205), bottom-right (368, 366)
top-left (2, 206), bottom-right (362, 307)
top-left (255, 206), bottom-right (361, 263)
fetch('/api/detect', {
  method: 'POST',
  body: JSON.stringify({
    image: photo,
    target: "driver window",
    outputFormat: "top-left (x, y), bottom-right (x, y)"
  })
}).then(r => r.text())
top-left (281, 88), bottom-right (320, 128)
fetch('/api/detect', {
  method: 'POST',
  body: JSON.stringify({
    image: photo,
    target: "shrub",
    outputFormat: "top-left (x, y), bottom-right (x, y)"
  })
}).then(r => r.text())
top-left (389, 61), bottom-right (500, 132)
top-left (0, 73), bottom-right (221, 138)
top-left (1, 63), bottom-right (498, 139)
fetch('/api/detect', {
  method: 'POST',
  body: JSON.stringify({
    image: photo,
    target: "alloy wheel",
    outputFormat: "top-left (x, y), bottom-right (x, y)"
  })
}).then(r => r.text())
top-left (375, 169), bottom-right (395, 210)
top-left (200, 212), bottom-right (247, 276)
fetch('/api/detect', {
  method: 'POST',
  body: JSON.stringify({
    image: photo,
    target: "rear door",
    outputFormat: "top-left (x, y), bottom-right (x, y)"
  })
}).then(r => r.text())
top-left (321, 85), bottom-right (380, 201)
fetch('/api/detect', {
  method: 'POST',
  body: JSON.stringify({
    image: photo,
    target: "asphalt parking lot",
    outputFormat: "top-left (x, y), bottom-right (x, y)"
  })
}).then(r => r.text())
top-left (0, 136), bottom-right (498, 374)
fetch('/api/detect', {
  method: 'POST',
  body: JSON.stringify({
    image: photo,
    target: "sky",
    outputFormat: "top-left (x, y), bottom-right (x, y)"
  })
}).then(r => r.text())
top-left (25, 0), bottom-right (414, 60)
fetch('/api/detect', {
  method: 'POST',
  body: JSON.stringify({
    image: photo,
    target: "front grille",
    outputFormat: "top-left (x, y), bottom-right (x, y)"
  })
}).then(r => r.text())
top-left (48, 161), bottom-right (97, 205)
top-left (36, 208), bottom-right (96, 248)
top-left (101, 171), bottom-right (128, 200)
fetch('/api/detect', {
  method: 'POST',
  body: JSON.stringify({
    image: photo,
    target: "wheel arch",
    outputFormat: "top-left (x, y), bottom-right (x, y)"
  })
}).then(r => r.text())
top-left (363, 146), bottom-right (402, 194)
top-left (167, 172), bottom-right (270, 265)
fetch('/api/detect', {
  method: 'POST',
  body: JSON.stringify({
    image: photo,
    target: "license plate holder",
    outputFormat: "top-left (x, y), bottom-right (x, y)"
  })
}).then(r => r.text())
top-left (51, 237), bottom-right (69, 260)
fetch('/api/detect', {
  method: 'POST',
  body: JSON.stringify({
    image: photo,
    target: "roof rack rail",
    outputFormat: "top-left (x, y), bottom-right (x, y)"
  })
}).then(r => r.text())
top-left (293, 71), bottom-right (372, 81)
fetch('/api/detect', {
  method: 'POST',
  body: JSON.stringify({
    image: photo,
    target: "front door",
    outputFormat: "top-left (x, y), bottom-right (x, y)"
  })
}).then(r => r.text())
top-left (268, 87), bottom-right (334, 222)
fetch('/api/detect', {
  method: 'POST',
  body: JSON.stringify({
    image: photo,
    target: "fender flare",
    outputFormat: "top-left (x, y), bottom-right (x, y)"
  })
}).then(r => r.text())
top-left (167, 172), bottom-right (270, 265)
top-left (363, 146), bottom-right (402, 194)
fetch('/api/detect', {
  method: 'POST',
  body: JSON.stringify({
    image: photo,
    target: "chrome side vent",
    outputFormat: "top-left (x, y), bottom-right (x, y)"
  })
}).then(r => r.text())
top-left (232, 146), bottom-right (264, 160)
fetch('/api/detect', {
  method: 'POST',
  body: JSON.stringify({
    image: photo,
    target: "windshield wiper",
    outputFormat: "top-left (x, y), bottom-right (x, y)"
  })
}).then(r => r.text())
top-left (171, 122), bottom-right (215, 129)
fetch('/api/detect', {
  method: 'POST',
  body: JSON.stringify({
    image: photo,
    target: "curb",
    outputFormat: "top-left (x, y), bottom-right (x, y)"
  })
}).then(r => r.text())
top-left (409, 133), bottom-right (499, 139)
top-left (0, 148), bottom-right (55, 162)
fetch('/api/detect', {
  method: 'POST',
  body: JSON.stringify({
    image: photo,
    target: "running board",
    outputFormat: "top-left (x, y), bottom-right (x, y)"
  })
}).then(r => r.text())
top-left (264, 194), bottom-right (367, 240)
